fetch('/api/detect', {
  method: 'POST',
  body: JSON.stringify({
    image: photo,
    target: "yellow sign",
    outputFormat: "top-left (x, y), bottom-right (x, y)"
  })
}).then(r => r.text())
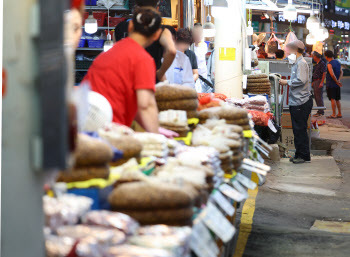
top-left (219, 47), bottom-right (236, 61)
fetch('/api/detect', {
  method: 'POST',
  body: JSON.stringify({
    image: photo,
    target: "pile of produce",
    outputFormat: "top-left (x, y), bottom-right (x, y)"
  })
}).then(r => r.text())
top-left (155, 84), bottom-right (199, 118)
top-left (244, 74), bottom-right (271, 96)
top-left (57, 134), bottom-right (113, 182)
top-left (159, 110), bottom-right (189, 137)
top-left (198, 106), bottom-right (250, 130)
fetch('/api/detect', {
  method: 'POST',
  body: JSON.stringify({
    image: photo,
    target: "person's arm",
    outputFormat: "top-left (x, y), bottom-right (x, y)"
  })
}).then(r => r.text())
top-left (320, 72), bottom-right (326, 88)
top-left (158, 29), bottom-right (176, 81)
top-left (327, 63), bottom-right (342, 87)
top-left (280, 62), bottom-right (309, 87)
top-left (193, 69), bottom-right (199, 81)
top-left (134, 89), bottom-right (159, 133)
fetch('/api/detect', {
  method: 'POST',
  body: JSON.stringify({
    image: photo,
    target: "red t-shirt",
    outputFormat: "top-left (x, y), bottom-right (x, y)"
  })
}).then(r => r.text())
top-left (83, 37), bottom-right (156, 126)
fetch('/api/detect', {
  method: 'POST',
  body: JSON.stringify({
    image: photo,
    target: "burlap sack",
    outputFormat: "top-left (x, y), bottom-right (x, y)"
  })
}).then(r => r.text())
top-left (198, 106), bottom-right (248, 120)
top-left (108, 181), bottom-right (194, 210)
top-left (247, 78), bottom-right (270, 83)
top-left (75, 134), bottom-right (113, 167)
top-left (155, 85), bottom-right (198, 101)
top-left (157, 99), bottom-right (198, 111)
top-left (247, 74), bottom-right (268, 79)
top-left (102, 136), bottom-right (142, 159)
top-left (56, 166), bottom-right (110, 183)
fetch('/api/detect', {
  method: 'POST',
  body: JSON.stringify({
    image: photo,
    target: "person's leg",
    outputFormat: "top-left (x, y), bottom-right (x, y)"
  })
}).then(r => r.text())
top-left (291, 98), bottom-right (313, 162)
top-left (312, 80), bottom-right (324, 115)
top-left (331, 99), bottom-right (337, 117)
top-left (336, 100), bottom-right (342, 117)
top-left (299, 97), bottom-right (313, 161)
top-left (289, 105), bottom-right (303, 160)
top-left (336, 87), bottom-right (342, 117)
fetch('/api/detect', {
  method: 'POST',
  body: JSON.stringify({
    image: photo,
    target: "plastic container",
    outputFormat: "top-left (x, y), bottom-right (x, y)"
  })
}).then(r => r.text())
top-left (87, 39), bottom-right (104, 48)
top-left (85, 0), bottom-right (97, 6)
top-left (78, 38), bottom-right (86, 48)
top-left (108, 17), bottom-right (127, 27)
top-left (93, 12), bottom-right (107, 26)
top-left (76, 60), bottom-right (94, 69)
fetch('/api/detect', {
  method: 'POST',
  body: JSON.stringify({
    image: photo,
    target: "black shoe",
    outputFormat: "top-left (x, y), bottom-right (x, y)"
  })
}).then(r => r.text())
top-left (289, 155), bottom-right (297, 162)
top-left (293, 158), bottom-right (306, 164)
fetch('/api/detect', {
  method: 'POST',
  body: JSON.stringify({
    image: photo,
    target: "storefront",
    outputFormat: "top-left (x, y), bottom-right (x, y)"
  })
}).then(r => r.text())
top-left (323, 12), bottom-right (350, 59)
top-left (2, 1), bottom-right (314, 257)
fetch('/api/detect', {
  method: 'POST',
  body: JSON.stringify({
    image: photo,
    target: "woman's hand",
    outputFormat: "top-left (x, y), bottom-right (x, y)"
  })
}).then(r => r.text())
top-left (337, 81), bottom-right (343, 87)
top-left (158, 127), bottom-right (179, 139)
top-left (279, 79), bottom-right (288, 86)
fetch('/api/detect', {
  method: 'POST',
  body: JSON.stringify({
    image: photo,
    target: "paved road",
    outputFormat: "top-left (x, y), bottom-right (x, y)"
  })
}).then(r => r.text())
top-left (234, 77), bottom-right (350, 257)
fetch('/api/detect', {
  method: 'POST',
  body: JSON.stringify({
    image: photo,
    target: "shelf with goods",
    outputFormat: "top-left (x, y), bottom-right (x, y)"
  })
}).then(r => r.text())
top-left (44, 84), bottom-right (272, 257)
top-left (85, 5), bottom-right (129, 11)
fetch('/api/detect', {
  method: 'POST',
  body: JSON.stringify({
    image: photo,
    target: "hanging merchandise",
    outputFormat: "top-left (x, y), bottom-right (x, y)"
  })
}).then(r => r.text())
top-left (266, 33), bottom-right (279, 55)
top-left (284, 31), bottom-right (298, 55)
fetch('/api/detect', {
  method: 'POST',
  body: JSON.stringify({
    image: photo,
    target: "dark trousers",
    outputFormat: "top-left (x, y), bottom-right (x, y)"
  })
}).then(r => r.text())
top-left (289, 97), bottom-right (313, 161)
top-left (312, 79), bottom-right (324, 115)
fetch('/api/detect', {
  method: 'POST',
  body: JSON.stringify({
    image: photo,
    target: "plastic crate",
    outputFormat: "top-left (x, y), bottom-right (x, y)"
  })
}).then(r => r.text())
top-left (83, 12), bottom-right (89, 24)
top-left (78, 38), bottom-right (86, 48)
top-left (68, 186), bottom-right (114, 210)
top-left (93, 12), bottom-right (107, 26)
top-left (108, 17), bottom-right (127, 27)
top-left (87, 39), bottom-right (104, 48)
top-left (85, 0), bottom-right (97, 6)
top-left (76, 60), bottom-right (93, 69)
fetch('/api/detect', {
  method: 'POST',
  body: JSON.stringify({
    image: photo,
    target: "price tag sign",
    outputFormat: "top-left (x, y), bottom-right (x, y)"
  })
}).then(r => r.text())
top-left (235, 173), bottom-right (257, 190)
top-left (202, 202), bottom-right (236, 243)
top-left (190, 221), bottom-right (218, 257)
top-left (219, 183), bottom-right (246, 202)
top-left (211, 191), bottom-right (235, 217)
top-left (232, 180), bottom-right (248, 199)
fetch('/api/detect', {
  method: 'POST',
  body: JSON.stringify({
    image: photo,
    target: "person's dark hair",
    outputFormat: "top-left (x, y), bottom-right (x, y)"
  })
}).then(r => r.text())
top-left (194, 23), bottom-right (202, 27)
top-left (114, 21), bottom-right (129, 42)
top-left (297, 48), bottom-right (304, 54)
top-left (275, 49), bottom-right (284, 59)
top-left (325, 50), bottom-right (334, 58)
top-left (132, 7), bottom-right (162, 37)
top-left (135, 0), bottom-right (159, 8)
top-left (312, 51), bottom-right (322, 59)
top-left (176, 28), bottom-right (193, 44)
top-left (163, 25), bottom-right (176, 38)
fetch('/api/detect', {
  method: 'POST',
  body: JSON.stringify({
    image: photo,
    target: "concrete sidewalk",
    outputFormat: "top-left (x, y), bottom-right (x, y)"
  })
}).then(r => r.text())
top-left (265, 156), bottom-right (342, 197)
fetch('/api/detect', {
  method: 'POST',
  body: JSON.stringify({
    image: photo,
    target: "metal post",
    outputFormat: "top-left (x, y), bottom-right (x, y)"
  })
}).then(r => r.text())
top-left (2, 0), bottom-right (45, 256)
top-left (183, 0), bottom-right (194, 29)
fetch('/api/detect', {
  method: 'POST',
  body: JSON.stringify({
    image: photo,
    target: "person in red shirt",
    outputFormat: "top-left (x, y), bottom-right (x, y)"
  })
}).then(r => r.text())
top-left (83, 7), bottom-right (162, 133)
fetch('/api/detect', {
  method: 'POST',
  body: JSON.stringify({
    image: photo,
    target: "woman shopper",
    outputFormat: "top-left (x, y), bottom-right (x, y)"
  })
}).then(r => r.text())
top-left (83, 7), bottom-right (162, 133)
top-left (279, 40), bottom-right (313, 164)
top-left (324, 50), bottom-right (343, 119)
